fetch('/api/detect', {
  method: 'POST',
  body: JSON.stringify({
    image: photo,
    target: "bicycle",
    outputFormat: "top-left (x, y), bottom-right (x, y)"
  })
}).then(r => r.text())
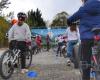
top-left (0, 41), bottom-right (32, 79)
top-left (79, 28), bottom-right (100, 80)
top-left (56, 41), bottom-right (67, 57)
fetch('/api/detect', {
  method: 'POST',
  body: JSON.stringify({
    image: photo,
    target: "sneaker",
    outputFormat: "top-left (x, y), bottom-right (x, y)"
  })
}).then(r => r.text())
top-left (67, 59), bottom-right (71, 66)
top-left (24, 69), bottom-right (29, 72)
top-left (21, 69), bottom-right (25, 74)
top-left (21, 69), bottom-right (29, 74)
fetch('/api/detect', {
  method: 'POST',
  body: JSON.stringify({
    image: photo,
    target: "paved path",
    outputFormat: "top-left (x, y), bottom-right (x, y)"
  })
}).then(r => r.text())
top-left (0, 49), bottom-right (82, 80)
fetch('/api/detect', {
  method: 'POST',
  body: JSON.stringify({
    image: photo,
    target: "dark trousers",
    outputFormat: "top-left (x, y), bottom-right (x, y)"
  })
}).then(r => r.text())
top-left (57, 42), bottom-right (63, 55)
top-left (9, 40), bottom-right (27, 69)
top-left (47, 42), bottom-right (50, 51)
top-left (80, 39), bottom-right (94, 80)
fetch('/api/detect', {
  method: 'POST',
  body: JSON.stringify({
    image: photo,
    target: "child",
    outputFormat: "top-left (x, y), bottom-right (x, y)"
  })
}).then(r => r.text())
top-left (66, 24), bottom-right (80, 64)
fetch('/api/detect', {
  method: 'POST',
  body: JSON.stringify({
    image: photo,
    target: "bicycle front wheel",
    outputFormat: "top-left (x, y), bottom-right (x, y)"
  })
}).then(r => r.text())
top-left (0, 50), bottom-right (14, 79)
top-left (25, 50), bottom-right (32, 68)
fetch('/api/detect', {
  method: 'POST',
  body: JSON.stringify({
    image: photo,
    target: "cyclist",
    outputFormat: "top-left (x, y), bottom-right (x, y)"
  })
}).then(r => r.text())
top-left (67, 0), bottom-right (100, 80)
top-left (35, 35), bottom-right (42, 52)
top-left (66, 24), bottom-right (80, 63)
top-left (8, 12), bottom-right (31, 74)
top-left (46, 34), bottom-right (51, 51)
top-left (56, 34), bottom-right (64, 56)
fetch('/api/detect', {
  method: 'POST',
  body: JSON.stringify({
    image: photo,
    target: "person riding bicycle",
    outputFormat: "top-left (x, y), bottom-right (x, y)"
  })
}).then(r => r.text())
top-left (35, 35), bottom-right (42, 52)
top-left (46, 34), bottom-right (51, 51)
top-left (8, 12), bottom-right (31, 74)
top-left (67, 0), bottom-right (100, 80)
top-left (56, 34), bottom-right (64, 56)
top-left (66, 24), bottom-right (80, 63)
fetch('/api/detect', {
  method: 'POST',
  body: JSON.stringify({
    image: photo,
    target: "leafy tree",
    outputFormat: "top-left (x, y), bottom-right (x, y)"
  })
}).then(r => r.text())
top-left (50, 11), bottom-right (69, 28)
top-left (0, 16), bottom-right (10, 47)
top-left (26, 8), bottom-right (46, 28)
top-left (0, 0), bottom-right (10, 14)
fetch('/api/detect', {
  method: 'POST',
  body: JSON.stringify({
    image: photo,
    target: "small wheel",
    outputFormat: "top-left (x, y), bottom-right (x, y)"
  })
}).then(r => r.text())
top-left (0, 50), bottom-right (14, 79)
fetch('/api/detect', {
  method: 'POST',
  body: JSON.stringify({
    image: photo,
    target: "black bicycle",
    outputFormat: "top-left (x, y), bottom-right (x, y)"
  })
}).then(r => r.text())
top-left (0, 41), bottom-right (32, 79)
top-left (79, 28), bottom-right (100, 80)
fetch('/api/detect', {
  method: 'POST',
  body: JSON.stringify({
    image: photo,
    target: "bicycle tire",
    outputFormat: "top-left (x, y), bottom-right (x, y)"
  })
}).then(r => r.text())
top-left (25, 50), bottom-right (32, 68)
top-left (73, 45), bottom-right (80, 68)
top-left (95, 53), bottom-right (100, 79)
top-left (0, 50), bottom-right (14, 79)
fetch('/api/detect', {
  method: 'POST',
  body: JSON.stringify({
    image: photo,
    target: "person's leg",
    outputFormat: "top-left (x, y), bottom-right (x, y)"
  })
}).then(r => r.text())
top-left (56, 43), bottom-right (60, 56)
top-left (70, 40), bottom-right (78, 62)
top-left (81, 40), bottom-right (93, 80)
top-left (20, 52), bottom-right (26, 68)
top-left (47, 42), bottom-right (49, 51)
top-left (67, 41), bottom-right (74, 58)
top-left (18, 41), bottom-right (26, 69)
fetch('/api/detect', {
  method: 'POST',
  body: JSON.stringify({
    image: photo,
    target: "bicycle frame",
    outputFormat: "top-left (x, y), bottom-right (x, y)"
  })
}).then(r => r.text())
top-left (11, 49), bottom-right (21, 65)
top-left (79, 28), bottom-right (100, 80)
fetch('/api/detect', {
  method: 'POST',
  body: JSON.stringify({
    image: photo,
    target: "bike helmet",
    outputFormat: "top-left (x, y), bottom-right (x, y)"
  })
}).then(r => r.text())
top-left (17, 12), bottom-right (26, 21)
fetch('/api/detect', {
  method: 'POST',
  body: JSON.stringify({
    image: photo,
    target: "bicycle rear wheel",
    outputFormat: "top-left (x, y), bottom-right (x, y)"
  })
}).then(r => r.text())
top-left (0, 50), bottom-right (14, 79)
top-left (25, 50), bottom-right (32, 68)
top-left (95, 53), bottom-right (100, 80)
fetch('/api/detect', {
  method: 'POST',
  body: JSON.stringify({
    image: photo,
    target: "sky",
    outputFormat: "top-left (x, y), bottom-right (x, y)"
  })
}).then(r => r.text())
top-left (2, 0), bottom-right (82, 21)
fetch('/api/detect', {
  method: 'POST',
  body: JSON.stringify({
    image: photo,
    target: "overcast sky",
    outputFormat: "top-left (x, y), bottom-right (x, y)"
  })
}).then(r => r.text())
top-left (3, 0), bottom-right (82, 21)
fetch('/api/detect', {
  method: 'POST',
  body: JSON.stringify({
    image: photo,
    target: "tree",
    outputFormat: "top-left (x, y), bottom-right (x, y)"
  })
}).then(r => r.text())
top-left (0, 0), bottom-right (10, 14)
top-left (50, 11), bottom-right (69, 28)
top-left (26, 9), bottom-right (46, 28)
top-left (0, 16), bottom-right (10, 47)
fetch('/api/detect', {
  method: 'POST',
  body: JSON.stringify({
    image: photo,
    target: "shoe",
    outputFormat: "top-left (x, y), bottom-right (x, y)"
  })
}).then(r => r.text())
top-left (21, 69), bottom-right (25, 74)
top-left (21, 69), bottom-right (29, 74)
top-left (67, 59), bottom-right (71, 66)
top-left (24, 69), bottom-right (29, 72)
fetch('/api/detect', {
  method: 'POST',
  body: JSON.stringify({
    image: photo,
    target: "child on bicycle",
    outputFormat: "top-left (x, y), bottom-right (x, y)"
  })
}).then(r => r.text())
top-left (66, 24), bottom-right (80, 64)
top-left (8, 12), bottom-right (31, 74)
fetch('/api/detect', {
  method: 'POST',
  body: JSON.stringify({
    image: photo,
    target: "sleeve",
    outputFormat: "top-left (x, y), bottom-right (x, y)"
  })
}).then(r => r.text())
top-left (67, 6), bottom-right (86, 25)
top-left (25, 24), bottom-right (32, 42)
top-left (8, 26), bottom-right (14, 42)
top-left (67, 0), bottom-right (97, 25)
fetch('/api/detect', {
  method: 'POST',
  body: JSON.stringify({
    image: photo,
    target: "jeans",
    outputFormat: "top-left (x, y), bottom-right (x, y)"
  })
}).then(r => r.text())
top-left (67, 40), bottom-right (78, 58)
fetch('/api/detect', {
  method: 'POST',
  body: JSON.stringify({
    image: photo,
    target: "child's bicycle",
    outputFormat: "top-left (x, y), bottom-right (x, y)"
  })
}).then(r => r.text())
top-left (79, 28), bottom-right (100, 80)
top-left (0, 41), bottom-right (32, 79)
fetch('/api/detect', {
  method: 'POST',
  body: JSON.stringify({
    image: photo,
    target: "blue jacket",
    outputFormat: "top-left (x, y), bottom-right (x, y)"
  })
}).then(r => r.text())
top-left (67, 0), bottom-right (100, 40)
